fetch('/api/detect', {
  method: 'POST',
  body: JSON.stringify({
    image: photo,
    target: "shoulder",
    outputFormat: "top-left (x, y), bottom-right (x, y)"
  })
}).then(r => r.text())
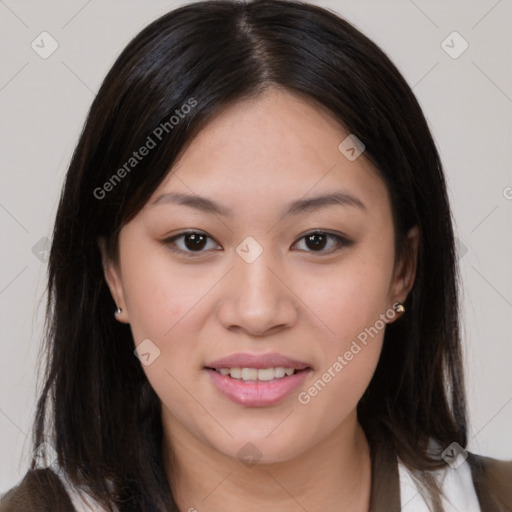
top-left (0, 467), bottom-right (108, 512)
top-left (467, 452), bottom-right (512, 511)
top-left (398, 450), bottom-right (512, 512)
top-left (0, 468), bottom-right (75, 511)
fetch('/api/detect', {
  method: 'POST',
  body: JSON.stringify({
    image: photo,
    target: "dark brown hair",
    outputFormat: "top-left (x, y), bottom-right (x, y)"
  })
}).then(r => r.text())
top-left (27, 1), bottom-right (466, 510)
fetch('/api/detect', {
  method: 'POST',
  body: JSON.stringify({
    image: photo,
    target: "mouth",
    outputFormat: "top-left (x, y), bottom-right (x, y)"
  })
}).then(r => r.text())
top-left (203, 353), bottom-right (313, 406)
top-left (204, 366), bottom-right (311, 382)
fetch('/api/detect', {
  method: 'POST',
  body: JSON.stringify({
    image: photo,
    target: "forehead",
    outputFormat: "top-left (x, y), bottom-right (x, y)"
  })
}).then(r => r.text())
top-left (150, 88), bottom-right (391, 218)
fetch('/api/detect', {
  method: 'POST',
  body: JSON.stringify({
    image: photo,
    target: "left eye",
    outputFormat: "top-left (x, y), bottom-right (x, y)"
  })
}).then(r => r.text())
top-left (292, 231), bottom-right (349, 253)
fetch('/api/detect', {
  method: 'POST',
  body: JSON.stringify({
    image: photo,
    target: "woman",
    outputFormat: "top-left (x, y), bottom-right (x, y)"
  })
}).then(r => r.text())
top-left (1, 1), bottom-right (510, 511)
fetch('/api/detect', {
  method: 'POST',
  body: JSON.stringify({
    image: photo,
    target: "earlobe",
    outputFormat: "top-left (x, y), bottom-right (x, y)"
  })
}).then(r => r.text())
top-left (97, 237), bottom-right (129, 323)
top-left (389, 225), bottom-right (420, 313)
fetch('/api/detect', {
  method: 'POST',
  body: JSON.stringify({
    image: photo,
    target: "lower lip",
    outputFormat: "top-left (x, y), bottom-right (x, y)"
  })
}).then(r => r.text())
top-left (205, 368), bottom-right (311, 407)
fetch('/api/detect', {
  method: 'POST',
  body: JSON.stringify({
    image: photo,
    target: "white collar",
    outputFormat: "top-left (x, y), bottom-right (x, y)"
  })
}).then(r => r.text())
top-left (398, 456), bottom-right (481, 511)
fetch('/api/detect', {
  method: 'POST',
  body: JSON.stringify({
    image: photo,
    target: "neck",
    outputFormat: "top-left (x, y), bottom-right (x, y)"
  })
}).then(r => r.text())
top-left (162, 410), bottom-right (372, 512)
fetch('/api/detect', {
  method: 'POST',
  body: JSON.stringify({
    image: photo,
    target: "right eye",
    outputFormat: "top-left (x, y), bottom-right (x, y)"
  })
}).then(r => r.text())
top-left (163, 230), bottom-right (222, 256)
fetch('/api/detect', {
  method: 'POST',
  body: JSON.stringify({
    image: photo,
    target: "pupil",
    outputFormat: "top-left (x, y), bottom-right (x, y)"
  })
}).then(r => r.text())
top-left (306, 233), bottom-right (326, 250)
top-left (185, 233), bottom-right (206, 251)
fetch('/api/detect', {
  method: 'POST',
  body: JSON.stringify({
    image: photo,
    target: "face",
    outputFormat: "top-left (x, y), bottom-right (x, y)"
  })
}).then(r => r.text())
top-left (102, 88), bottom-right (418, 465)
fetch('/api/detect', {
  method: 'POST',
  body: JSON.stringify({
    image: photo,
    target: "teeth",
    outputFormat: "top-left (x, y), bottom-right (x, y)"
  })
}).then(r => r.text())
top-left (217, 367), bottom-right (298, 381)
top-left (241, 368), bottom-right (258, 381)
top-left (254, 368), bottom-right (274, 381)
top-left (229, 368), bottom-right (241, 379)
top-left (274, 367), bottom-right (285, 378)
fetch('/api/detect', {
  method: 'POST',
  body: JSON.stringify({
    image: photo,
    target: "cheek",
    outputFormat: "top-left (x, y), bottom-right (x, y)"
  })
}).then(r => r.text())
top-left (296, 323), bottom-right (385, 440)
top-left (121, 247), bottom-right (206, 342)
top-left (292, 250), bottom-right (392, 417)
top-left (119, 246), bottom-right (216, 390)
top-left (300, 254), bottom-right (393, 342)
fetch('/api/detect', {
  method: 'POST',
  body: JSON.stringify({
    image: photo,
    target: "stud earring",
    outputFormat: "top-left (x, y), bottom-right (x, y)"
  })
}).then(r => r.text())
top-left (114, 307), bottom-right (122, 317)
top-left (393, 302), bottom-right (405, 315)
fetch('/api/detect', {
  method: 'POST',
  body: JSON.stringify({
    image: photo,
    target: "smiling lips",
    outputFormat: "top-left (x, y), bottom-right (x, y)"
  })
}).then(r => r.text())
top-left (204, 352), bottom-right (312, 407)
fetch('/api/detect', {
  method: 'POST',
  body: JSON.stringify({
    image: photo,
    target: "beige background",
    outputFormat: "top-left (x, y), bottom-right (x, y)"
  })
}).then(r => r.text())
top-left (1, 0), bottom-right (511, 492)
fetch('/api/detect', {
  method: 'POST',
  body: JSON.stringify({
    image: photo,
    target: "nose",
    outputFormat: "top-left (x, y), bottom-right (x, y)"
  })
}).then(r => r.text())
top-left (216, 246), bottom-right (299, 337)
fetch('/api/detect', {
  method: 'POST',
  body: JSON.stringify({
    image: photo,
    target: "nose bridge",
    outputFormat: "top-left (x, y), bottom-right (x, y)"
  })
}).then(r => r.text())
top-left (233, 236), bottom-right (280, 302)
top-left (217, 235), bottom-right (297, 334)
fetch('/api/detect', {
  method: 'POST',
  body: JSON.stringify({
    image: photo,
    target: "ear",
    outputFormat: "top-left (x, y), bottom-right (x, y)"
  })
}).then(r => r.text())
top-left (388, 225), bottom-right (419, 319)
top-left (98, 237), bottom-right (130, 323)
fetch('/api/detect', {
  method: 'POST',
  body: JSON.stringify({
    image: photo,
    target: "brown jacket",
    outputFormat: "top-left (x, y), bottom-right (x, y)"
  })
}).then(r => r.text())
top-left (1, 450), bottom-right (511, 511)
top-left (370, 443), bottom-right (512, 511)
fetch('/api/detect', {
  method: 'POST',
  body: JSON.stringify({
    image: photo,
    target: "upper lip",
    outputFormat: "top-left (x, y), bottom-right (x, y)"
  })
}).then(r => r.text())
top-left (205, 352), bottom-right (311, 370)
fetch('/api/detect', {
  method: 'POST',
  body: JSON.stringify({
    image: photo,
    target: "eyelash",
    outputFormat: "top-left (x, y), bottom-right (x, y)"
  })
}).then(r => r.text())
top-left (163, 230), bottom-right (353, 257)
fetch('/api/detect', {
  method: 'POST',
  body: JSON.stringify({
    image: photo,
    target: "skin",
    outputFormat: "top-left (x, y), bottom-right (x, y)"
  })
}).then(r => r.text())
top-left (101, 88), bottom-right (419, 512)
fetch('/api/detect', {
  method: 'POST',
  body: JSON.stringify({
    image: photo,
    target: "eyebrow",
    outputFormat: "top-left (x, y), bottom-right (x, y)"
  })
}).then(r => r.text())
top-left (151, 191), bottom-right (367, 217)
